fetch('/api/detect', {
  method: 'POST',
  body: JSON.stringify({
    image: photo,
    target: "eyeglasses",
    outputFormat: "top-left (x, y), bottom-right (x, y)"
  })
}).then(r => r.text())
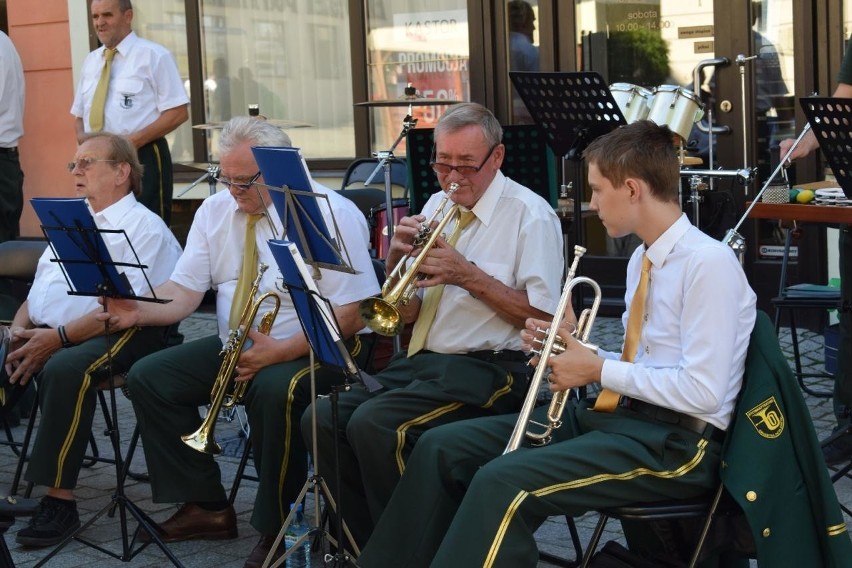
top-left (430, 144), bottom-right (498, 177)
top-left (217, 171), bottom-right (262, 191)
top-left (66, 158), bottom-right (117, 173)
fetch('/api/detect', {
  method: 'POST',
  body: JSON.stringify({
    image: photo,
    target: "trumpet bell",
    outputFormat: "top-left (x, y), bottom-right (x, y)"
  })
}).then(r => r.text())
top-left (181, 428), bottom-right (223, 455)
top-left (359, 297), bottom-right (402, 336)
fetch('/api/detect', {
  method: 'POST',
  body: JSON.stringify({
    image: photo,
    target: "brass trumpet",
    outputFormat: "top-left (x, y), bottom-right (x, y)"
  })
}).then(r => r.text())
top-left (504, 246), bottom-right (601, 453)
top-left (359, 182), bottom-right (461, 336)
top-left (182, 263), bottom-right (281, 455)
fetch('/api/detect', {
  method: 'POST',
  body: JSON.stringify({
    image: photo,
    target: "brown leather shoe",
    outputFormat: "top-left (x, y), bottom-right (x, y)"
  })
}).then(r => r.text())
top-left (244, 534), bottom-right (284, 568)
top-left (141, 502), bottom-right (237, 543)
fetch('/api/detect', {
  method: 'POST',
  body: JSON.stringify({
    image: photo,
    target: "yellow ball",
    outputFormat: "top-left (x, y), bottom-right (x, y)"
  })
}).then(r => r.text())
top-left (795, 189), bottom-right (815, 204)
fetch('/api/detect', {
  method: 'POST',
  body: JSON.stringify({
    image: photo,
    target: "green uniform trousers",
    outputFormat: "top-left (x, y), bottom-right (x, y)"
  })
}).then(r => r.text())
top-left (304, 350), bottom-right (527, 549)
top-left (128, 333), bottom-right (366, 535)
top-left (358, 400), bottom-right (722, 568)
top-left (26, 325), bottom-right (168, 489)
top-left (137, 138), bottom-right (173, 227)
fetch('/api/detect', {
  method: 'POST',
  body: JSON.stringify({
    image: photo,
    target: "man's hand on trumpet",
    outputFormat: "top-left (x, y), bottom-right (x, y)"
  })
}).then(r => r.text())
top-left (521, 316), bottom-right (602, 392)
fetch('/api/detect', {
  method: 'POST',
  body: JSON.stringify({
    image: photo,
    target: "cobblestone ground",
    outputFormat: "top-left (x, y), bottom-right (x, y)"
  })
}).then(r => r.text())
top-left (1, 311), bottom-right (848, 567)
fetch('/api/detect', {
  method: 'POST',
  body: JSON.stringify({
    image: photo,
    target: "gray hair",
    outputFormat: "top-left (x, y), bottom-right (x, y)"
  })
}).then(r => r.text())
top-left (434, 102), bottom-right (503, 148)
top-left (79, 131), bottom-right (144, 196)
top-left (219, 116), bottom-right (293, 156)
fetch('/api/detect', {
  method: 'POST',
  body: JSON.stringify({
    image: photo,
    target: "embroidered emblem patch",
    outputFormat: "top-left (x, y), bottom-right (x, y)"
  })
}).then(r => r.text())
top-left (746, 397), bottom-right (785, 439)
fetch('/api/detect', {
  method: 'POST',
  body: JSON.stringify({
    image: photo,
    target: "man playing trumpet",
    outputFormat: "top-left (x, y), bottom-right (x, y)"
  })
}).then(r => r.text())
top-left (305, 102), bottom-right (564, 549)
top-left (105, 116), bottom-right (379, 568)
top-left (356, 120), bottom-right (758, 567)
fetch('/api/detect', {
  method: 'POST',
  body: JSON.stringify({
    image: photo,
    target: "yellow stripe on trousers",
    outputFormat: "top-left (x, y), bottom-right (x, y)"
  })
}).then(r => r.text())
top-left (54, 327), bottom-right (138, 487)
top-left (152, 142), bottom-right (164, 218)
top-left (395, 370), bottom-right (515, 475)
top-left (482, 438), bottom-right (711, 568)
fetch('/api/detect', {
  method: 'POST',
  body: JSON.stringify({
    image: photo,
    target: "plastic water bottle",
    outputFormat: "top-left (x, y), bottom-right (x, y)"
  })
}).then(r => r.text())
top-left (284, 503), bottom-right (311, 568)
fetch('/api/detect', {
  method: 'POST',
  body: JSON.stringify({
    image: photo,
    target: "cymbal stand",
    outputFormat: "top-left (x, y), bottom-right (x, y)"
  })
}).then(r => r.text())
top-left (722, 123), bottom-right (812, 257)
top-left (736, 53), bottom-right (759, 195)
top-left (363, 109), bottom-right (417, 354)
top-left (177, 163), bottom-right (220, 198)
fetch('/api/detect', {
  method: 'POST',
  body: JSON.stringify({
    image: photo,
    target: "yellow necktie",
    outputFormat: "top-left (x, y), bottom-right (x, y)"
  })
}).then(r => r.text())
top-left (89, 48), bottom-right (117, 132)
top-left (229, 214), bottom-right (264, 329)
top-left (407, 209), bottom-right (476, 356)
top-left (594, 253), bottom-right (652, 412)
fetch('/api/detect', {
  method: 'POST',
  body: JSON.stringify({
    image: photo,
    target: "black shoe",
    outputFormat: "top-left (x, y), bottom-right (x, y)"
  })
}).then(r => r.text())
top-left (15, 496), bottom-right (80, 547)
top-left (822, 428), bottom-right (852, 466)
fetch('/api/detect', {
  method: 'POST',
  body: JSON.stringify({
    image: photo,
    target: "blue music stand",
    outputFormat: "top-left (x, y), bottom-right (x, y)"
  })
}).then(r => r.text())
top-left (252, 146), bottom-right (357, 274)
top-left (265, 240), bottom-right (379, 568)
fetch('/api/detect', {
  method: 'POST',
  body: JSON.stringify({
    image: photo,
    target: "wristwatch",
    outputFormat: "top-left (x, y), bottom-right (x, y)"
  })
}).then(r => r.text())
top-left (57, 325), bottom-right (74, 348)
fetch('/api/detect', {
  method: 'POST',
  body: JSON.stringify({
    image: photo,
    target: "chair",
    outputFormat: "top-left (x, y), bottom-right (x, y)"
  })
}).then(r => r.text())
top-left (770, 226), bottom-right (843, 398)
top-left (341, 157), bottom-right (408, 196)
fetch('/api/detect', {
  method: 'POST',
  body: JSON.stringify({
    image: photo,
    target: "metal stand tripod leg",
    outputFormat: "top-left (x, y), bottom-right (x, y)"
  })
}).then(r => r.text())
top-left (262, 351), bottom-right (360, 568)
top-left (33, 301), bottom-right (183, 567)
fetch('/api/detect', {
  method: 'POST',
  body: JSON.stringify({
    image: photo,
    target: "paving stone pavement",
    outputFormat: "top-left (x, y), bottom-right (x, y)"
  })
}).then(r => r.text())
top-left (1, 310), bottom-right (849, 567)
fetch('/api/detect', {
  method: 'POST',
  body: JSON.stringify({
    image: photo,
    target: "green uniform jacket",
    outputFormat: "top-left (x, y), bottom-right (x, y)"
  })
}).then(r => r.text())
top-left (721, 311), bottom-right (852, 567)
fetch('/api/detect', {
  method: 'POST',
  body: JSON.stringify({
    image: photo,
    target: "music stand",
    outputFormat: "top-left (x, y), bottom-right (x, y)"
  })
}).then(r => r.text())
top-left (252, 146), bottom-right (357, 275)
top-left (800, 97), bottom-right (852, 199)
top-left (264, 240), bottom-right (381, 568)
top-left (28, 198), bottom-right (180, 567)
top-left (510, 71), bottom-right (625, 306)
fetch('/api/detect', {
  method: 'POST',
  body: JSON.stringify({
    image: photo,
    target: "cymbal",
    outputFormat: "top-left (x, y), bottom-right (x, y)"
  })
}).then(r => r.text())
top-left (355, 97), bottom-right (461, 108)
top-left (192, 118), bottom-right (312, 130)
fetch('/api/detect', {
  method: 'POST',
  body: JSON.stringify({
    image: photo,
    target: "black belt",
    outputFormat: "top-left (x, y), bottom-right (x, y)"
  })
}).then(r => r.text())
top-left (0, 147), bottom-right (17, 155)
top-left (620, 396), bottom-right (725, 443)
top-left (466, 350), bottom-right (530, 376)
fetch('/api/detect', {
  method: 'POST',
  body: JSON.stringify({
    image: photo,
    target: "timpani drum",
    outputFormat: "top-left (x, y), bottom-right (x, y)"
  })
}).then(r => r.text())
top-left (647, 85), bottom-right (705, 143)
top-left (370, 199), bottom-right (410, 259)
top-left (609, 83), bottom-right (653, 123)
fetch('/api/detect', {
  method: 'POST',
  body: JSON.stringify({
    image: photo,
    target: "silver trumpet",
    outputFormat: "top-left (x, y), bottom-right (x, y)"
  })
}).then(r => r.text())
top-left (504, 245), bottom-right (601, 453)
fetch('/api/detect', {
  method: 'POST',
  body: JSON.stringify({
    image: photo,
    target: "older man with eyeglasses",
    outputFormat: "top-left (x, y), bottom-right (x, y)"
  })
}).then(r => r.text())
top-left (304, 102), bottom-right (564, 550)
top-left (104, 116), bottom-right (379, 567)
top-left (4, 132), bottom-right (181, 547)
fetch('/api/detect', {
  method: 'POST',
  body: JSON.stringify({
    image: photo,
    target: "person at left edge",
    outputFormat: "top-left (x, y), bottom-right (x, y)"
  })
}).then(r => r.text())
top-left (4, 132), bottom-right (181, 548)
top-left (105, 116), bottom-right (380, 568)
top-left (71, 0), bottom-right (189, 226)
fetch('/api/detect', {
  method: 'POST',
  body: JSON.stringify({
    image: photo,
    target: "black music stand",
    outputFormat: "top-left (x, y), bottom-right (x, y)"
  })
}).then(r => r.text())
top-left (28, 198), bottom-right (180, 567)
top-left (800, 97), bottom-right (852, 199)
top-left (265, 240), bottom-right (381, 568)
top-left (510, 71), bottom-right (626, 306)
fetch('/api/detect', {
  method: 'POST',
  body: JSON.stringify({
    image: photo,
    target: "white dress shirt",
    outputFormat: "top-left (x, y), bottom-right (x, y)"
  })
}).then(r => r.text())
top-left (170, 181), bottom-right (380, 345)
top-left (0, 31), bottom-right (24, 148)
top-left (70, 32), bottom-right (189, 135)
top-left (598, 214), bottom-right (757, 430)
top-left (415, 171), bottom-right (564, 354)
top-left (28, 193), bottom-right (182, 328)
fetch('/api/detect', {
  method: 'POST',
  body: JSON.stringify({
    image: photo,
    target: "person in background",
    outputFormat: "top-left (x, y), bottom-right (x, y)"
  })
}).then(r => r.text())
top-left (779, 40), bottom-right (852, 468)
top-left (4, 132), bottom-right (181, 547)
top-left (105, 116), bottom-right (379, 568)
top-left (0, 29), bottom-right (24, 245)
top-left (71, 0), bottom-right (189, 226)
top-left (507, 0), bottom-right (539, 124)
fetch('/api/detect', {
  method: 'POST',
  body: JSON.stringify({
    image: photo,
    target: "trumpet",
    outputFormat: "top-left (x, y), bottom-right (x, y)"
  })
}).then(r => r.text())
top-left (359, 182), bottom-right (461, 336)
top-left (182, 263), bottom-right (281, 455)
top-left (504, 246), bottom-right (601, 453)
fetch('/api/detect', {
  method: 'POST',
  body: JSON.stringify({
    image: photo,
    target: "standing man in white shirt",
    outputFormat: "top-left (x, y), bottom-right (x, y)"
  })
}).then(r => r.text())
top-left (3, 132), bottom-right (182, 548)
top-left (71, 0), bottom-right (189, 226)
top-left (0, 29), bottom-right (25, 244)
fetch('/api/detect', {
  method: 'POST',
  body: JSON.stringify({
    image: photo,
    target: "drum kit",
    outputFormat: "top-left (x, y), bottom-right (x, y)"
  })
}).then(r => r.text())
top-left (609, 78), bottom-right (755, 229)
top-left (354, 83), bottom-right (461, 257)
